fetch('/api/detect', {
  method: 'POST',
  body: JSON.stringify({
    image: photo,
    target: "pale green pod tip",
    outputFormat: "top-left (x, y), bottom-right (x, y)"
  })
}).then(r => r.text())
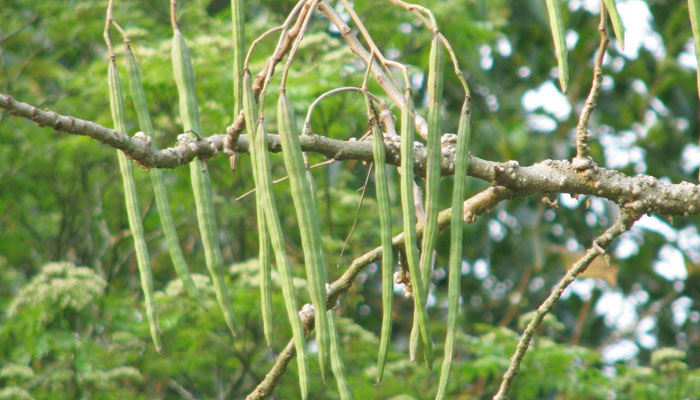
top-left (603, 0), bottom-right (625, 50)
top-left (546, 0), bottom-right (569, 93)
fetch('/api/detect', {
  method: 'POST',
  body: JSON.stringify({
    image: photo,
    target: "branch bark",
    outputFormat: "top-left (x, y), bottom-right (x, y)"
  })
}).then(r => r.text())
top-left (2, 93), bottom-right (699, 218)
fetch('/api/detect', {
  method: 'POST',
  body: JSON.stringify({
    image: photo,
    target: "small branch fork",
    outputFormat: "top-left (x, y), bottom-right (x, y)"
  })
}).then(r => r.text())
top-left (492, 210), bottom-right (640, 400)
top-left (246, 186), bottom-right (512, 399)
top-left (573, 5), bottom-right (609, 168)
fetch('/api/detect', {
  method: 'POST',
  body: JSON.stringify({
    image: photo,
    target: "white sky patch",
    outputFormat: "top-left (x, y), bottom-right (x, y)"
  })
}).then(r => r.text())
top-left (678, 38), bottom-right (697, 70)
top-left (461, 260), bottom-right (471, 275)
top-left (496, 37), bottom-right (512, 57)
top-left (521, 81), bottom-right (572, 121)
top-left (602, 339), bottom-right (639, 363)
top-left (653, 244), bottom-right (687, 281)
top-left (479, 44), bottom-right (493, 70)
top-left (678, 225), bottom-right (700, 264)
top-left (681, 144), bottom-right (700, 175)
top-left (562, 278), bottom-right (595, 301)
top-left (590, 197), bottom-right (606, 214)
top-left (595, 290), bottom-right (645, 332)
top-left (615, 235), bottom-right (639, 259)
top-left (525, 113), bottom-right (557, 132)
top-left (635, 316), bottom-right (657, 349)
top-left (566, 29), bottom-right (579, 50)
top-left (488, 219), bottom-right (506, 241)
top-left (411, 72), bottom-right (424, 91)
top-left (559, 193), bottom-right (582, 209)
top-left (617, 1), bottom-right (665, 60)
top-left (600, 129), bottom-right (646, 171)
top-left (649, 97), bottom-right (669, 116)
top-left (473, 259), bottom-right (490, 280)
top-left (601, 75), bottom-right (615, 91)
top-left (671, 296), bottom-right (692, 326)
top-left (518, 66), bottom-right (531, 78)
top-left (631, 79), bottom-right (648, 94)
top-left (569, 0), bottom-right (600, 14)
top-left (636, 215), bottom-right (677, 242)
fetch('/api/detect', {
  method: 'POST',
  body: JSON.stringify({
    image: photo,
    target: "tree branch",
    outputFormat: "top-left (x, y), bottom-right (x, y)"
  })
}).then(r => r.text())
top-left (492, 210), bottom-right (640, 400)
top-left (3, 93), bottom-right (700, 218)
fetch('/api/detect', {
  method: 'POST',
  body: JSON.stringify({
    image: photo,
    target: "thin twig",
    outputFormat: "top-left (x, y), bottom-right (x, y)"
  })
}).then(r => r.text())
top-left (168, 379), bottom-right (198, 400)
top-left (338, 163), bottom-right (373, 266)
top-left (235, 158), bottom-right (336, 201)
top-left (337, 0), bottom-right (404, 89)
top-left (280, 0), bottom-right (320, 89)
top-left (492, 210), bottom-right (640, 400)
top-left (574, 8), bottom-right (609, 164)
top-left (224, 0), bottom-right (308, 139)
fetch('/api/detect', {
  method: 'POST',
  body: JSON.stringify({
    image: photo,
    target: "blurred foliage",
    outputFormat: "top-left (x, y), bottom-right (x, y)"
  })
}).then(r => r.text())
top-left (1, 0), bottom-right (700, 398)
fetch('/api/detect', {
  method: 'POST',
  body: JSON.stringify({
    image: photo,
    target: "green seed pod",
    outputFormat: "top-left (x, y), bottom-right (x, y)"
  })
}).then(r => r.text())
top-left (363, 91), bottom-right (394, 383)
top-left (546, 0), bottom-right (569, 93)
top-left (603, 0), bottom-right (624, 50)
top-left (399, 87), bottom-right (433, 368)
top-left (328, 311), bottom-right (352, 400)
top-left (108, 58), bottom-right (162, 352)
top-left (243, 71), bottom-right (310, 398)
top-left (172, 28), bottom-right (237, 337)
top-left (241, 69), bottom-right (273, 348)
top-left (410, 32), bottom-right (444, 366)
top-left (277, 92), bottom-right (332, 380)
top-left (124, 43), bottom-right (205, 309)
top-left (435, 98), bottom-right (471, 400)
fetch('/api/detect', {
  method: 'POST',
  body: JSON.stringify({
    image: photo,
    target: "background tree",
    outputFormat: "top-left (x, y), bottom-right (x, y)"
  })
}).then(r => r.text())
top-left (1, 0), bottom-right (700, 399)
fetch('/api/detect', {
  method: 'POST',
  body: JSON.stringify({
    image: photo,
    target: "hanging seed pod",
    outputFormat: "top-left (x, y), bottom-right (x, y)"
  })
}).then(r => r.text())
top-left (328, 310), bottom-right (352, 400)
top-left (108, 58), bottom-right (162, 352)
top-left (399, 87), bottom-right (433, 368)
top-left (243, 70), bottom-right (310, 398)
top-left (278, 92), bottom-right (332, 380)
top-left (435, 98), bottom-right (472, 400)
top-left (241, 69), bottom-right (274, 349)
top-left (231, 0), bottom-right (244, 113)
top-left (410, 32), bottom-right (444, 366)
top-left (172, 28), bottom-right (237, 337)
top-left (362, 87), bottom-right (394, 383)
top-left (545, 0), bottom-right (569, 93)
top-left (258, 215), bottom-right (274, 347)
top-left (603, 0), bottom-right (624, 50)
top-left (124, 43), bottom-right (206, 309)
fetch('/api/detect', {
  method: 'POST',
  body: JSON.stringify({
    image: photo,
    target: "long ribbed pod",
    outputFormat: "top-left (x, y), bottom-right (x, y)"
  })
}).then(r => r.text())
top-left (363, 92), bottom-right (394, 383)
top-left (243, 71), bottom-right (310, 398)
top-left (435, 99), bottom-right (471, 400)
top-left (123, 43), bottom-right (205, 309)
top-left (277, 92), bottom-right (332, 380)
top-left (328, 311), bottom-right (352, 399)
top-left (108, 58), bottom-right (162, 352)
top-left (410, 32), bottom-right (444, 366)
top-left (171, 28), bottom-right (237, 337)
top-left (545, 0), bottom-right (569, 93)
top-left (399, 87), bottom-right (433, 368)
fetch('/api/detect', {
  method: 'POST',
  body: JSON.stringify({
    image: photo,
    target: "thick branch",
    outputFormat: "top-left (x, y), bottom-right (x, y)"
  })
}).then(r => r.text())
top-left (492, 211), bottom-right (640, 400)
top-left (3, 93), bottom-right (700, 217)
top-left (246, 186), bottom-right (512, 399)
